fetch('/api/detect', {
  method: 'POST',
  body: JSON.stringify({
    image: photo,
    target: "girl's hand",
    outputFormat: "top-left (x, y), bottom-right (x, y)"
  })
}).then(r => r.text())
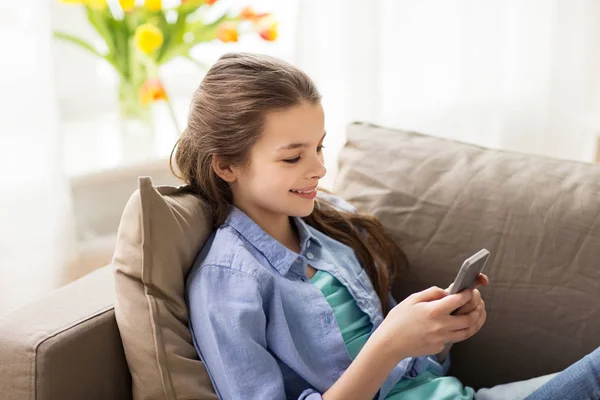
top-left (374, 285), bottom-right (482, 360)
top-left (441, 273), bottom-right (489, 347)
top-left (445, 273), bottom-right (489, 315)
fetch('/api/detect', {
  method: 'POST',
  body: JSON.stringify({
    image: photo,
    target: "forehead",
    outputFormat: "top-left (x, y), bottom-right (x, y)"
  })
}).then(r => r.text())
top-left (260, 102), bottom-right (324, 146)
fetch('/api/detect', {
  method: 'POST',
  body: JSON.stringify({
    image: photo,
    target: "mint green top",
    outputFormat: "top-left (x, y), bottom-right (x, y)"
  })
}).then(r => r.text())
top-left (311, 269), bottom-right (475, 399)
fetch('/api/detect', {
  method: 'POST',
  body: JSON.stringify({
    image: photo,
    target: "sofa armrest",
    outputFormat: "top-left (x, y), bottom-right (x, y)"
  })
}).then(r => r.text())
top-left (0, 265), bottom-right (131, 400)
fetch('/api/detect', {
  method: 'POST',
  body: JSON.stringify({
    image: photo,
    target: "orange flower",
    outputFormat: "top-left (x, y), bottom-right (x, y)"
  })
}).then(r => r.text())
top-left (217, 21), bottom-right (238, 43)
top-left (140, 78), bottom-right (168, 105)
top-left (240, 6), bottom-right (256, 20)
top-left (206, 0), bottom-right (218, 5)
top-left (257, 15), bottom-right (278, 41)
top-left (240, 6), bottom-right (269, 21)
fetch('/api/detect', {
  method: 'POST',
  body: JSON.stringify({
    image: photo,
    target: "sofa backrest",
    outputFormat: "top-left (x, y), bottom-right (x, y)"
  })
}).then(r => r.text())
top-left (335, 122), bottom-right (600, 389)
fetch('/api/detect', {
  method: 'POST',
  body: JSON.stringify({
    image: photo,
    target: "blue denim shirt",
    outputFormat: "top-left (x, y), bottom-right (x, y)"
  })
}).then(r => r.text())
top-left (185, 192), bottom-right (450, 400)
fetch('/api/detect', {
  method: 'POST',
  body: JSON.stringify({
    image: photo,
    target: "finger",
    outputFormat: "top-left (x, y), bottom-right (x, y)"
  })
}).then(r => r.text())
top-left (455, 302), bottom-right (476, 315)
top-left (409, 286), bottom-right (448, 304)
top-left (447, 325), bottom-right (475, 343)
top-left (454, 305), bottom-right (486, 340)
top-left (475, 274), bottom-right (489, 288)
top-left (443, 306), bottom-right (482, 331)
top-left (432, 290), bottom-right (473, 315)
top-left (456, 289), bottom-right (485, 314)
top-left (444, 283), bottom-right (453, 293)
top-left (446, 306), bottom-right (483, 342)
top-left (456, 289), bottom-right (482, 314)
top-left (477, 304), bottom-right (487, 330)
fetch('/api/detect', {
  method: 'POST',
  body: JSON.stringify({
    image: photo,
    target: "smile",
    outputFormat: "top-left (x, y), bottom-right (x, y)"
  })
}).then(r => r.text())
top-left (289, 186), bottom-right (318, 199)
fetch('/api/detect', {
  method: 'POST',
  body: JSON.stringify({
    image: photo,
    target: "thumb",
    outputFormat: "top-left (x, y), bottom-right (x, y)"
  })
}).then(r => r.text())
top-left (410, 286), bottom-right (448, 304)
top-left (435, 290), bottom-right (472, 314)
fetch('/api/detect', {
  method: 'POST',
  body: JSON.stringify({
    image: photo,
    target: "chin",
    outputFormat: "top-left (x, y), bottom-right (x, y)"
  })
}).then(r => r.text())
top-left (286, 203), bottom-right (315, 218)
top-left (295, 208), bottom-right (315, 218)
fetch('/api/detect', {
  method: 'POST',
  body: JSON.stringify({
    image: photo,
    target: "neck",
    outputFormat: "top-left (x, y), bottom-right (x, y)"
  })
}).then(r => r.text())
top-left (235, 202), bottom-right (301, 253)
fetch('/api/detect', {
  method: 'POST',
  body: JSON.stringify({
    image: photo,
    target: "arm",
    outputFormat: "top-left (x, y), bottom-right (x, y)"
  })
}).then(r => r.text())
top-left (322, 328), bottom-right (407, 400)
top-left (188, 264), bottom-right (411, 400)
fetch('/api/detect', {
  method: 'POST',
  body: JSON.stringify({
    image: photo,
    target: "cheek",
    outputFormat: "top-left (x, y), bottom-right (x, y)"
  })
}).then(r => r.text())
top-left (246, 162), bottom-right (291, 192)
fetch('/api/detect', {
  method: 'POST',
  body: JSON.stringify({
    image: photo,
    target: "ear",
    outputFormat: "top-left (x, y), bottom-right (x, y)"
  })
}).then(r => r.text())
top-left (212, 154), bottom-right (239, 183)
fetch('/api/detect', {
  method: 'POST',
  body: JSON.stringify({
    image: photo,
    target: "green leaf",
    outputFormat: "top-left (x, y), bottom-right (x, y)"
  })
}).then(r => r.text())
top-left (159, 14), bottom-right (236, 65)
top-left (154, 11), bottom-right (172, 62)
top-left (85, 6), bottom-right (117, 63)
top-left (53, 31), bottom-right (104, 58)
top-left (177, 1), bottom-right (205, 16)
top-left (53, 31), bottom-right (121, 74)
top-left (104, 14), bottom-right (130, 79)
top-left (156, 10), bottom-right (189, 63)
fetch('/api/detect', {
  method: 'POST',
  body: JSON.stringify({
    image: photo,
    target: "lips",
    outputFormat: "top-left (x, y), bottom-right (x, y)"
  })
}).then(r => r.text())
top-left (289, 185), bottom-right (317, 193)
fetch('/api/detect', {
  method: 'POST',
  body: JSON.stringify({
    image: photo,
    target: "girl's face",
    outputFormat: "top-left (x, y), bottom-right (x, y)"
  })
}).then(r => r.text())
top-left (229, 101), bottom-right (327, 222)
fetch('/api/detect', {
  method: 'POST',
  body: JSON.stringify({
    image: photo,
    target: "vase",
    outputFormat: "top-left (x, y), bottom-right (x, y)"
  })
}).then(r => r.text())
top-left (117, 78), bottom-right (156, 160)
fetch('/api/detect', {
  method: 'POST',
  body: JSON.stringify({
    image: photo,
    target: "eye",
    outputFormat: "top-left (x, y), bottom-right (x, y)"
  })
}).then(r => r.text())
top-left (283, 156), bottom-right (301, 164)
top-left (283, 144), bottom-right (325, 164)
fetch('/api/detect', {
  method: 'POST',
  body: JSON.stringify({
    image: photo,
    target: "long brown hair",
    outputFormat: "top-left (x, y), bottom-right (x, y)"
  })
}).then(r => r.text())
top-left (171, 53), bottom-right (407, 315)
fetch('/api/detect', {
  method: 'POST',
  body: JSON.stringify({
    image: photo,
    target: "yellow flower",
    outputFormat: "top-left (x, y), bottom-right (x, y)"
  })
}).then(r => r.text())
top-left (140, 78), bottom-right (168, 105)
top-left (144, 0), bottom-right (162, 11)
top-left (59, 0), bottom-right (107, 8)
top-left (217, 22), bottom-right (238, 43)
top-left (86, 0), bottom-right (107, 9)
top-left (119, 0), bottom-right (135, 12)
top-left (134, 24), bottom-right (164, 54)
top-left (257, 15), bottom-right (278, 41)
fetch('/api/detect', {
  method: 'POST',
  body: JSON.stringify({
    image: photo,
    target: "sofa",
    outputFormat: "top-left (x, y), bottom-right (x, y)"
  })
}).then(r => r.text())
top-left (1, 122), bottom-right (599, 399)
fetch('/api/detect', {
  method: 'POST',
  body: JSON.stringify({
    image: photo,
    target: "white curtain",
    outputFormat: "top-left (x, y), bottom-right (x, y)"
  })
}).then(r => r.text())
top-left (294, 0), bottom-right (600, 189)
top-left (0, 0), bottom-right (76, 315)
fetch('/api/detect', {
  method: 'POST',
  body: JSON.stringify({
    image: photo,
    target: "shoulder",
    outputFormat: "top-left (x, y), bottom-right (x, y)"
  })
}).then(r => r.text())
top-left (186, 225), bottom-right (273, 292)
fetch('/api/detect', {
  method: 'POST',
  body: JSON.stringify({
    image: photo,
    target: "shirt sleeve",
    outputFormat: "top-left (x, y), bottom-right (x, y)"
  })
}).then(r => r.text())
top-left (407, 353), bottom-right (452, 378)
top-left (187, 265), bottom-right (324, 400)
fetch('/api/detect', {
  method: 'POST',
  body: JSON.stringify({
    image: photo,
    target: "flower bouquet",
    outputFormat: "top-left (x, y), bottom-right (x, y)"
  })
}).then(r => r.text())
top-left (55, 0), bottom-right (277, 133)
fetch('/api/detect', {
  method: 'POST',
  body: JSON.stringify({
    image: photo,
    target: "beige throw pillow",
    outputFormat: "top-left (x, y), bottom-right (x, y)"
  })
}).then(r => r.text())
top-left (112, 177), bottom-right (217, 400)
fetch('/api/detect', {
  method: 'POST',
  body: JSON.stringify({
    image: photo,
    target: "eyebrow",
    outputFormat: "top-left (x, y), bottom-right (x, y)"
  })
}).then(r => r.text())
top-left (277, 132), bottom-right (327, 151)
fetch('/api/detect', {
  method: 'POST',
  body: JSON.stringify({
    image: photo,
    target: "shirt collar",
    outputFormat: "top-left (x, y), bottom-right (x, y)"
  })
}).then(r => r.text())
top-left (224, 206), bottom-right (323, 276)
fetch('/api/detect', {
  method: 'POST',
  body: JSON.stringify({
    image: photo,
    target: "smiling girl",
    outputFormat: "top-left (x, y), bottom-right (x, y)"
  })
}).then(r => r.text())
top-left (176, 53), bottom-right (600, 400)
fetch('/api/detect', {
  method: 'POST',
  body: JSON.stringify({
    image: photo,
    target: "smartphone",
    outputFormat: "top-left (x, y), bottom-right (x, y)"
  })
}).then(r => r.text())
top-left (448, 249), bottom-right (490, 314)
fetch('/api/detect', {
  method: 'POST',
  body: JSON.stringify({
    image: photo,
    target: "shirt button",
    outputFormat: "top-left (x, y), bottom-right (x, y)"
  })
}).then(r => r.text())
top-left (306, 252), bottom-right (314, 260)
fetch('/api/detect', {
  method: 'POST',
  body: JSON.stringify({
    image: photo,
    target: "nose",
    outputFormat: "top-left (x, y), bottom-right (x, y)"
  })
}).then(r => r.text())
top-left (309, 152), bottom-right (327, 180)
